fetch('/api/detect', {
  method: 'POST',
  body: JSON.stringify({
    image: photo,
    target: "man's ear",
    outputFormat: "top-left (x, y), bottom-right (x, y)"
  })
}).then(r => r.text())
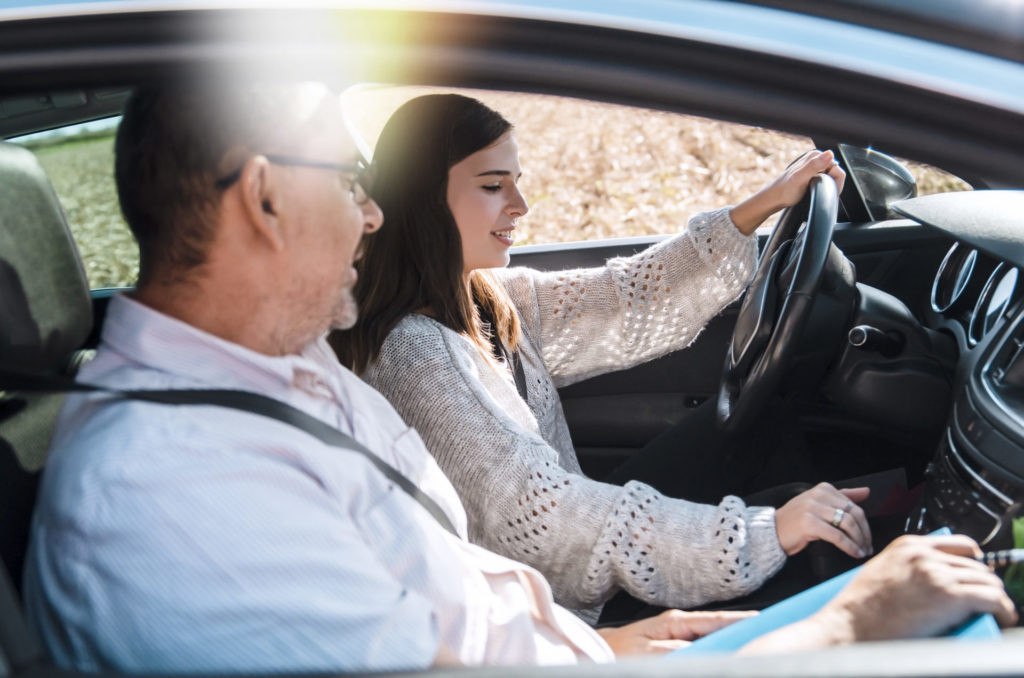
top-left (238, 155), bottom-right (285, 251)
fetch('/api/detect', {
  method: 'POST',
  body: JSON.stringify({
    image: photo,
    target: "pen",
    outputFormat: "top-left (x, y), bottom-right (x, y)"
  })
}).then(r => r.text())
top-left (979, 549), bottom-right (1024, 569)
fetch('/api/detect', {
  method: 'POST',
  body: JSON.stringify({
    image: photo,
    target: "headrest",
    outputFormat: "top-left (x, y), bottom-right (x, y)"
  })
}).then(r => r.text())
top-left (0, 142), bottom-right (91, 373)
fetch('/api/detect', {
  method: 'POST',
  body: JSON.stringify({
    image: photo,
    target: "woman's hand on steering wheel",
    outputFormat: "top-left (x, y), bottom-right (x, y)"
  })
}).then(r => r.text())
top-left (716, 152), bottom-right (847, 433)
top-left (774, 482), bottom-right (872, 559)
top-left (729, 150), bottom-right (847, 236)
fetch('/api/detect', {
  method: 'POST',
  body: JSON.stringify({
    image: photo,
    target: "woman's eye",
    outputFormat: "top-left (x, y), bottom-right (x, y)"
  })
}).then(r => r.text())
top-left (482, 185), bottom-right (502, 193)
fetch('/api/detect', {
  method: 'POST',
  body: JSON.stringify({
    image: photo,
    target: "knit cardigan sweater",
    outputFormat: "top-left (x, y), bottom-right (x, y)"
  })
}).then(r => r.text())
top-left (362, 207), bottom-right (787, 619)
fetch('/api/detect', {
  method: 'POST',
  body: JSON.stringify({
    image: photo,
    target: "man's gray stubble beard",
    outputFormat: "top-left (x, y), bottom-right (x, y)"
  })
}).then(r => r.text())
top-left (331, 288), bottom-right (359, 331)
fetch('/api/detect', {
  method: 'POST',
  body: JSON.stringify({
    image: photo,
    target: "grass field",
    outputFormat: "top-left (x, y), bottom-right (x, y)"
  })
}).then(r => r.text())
top-left (28, 89), bottom-right (968, 289)
top-left (32, 135), bottom-right (139, 289)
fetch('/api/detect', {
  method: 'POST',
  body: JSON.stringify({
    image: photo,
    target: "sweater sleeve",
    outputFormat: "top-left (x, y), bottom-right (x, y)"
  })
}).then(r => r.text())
top-left (498, 207), bottom-right (758, 387)
top-left (365, 320), bottom-right (786, 613)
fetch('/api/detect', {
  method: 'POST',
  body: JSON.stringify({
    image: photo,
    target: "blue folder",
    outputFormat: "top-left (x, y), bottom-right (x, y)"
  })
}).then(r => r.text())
top-left (670, 528), bottom-right (999, 656)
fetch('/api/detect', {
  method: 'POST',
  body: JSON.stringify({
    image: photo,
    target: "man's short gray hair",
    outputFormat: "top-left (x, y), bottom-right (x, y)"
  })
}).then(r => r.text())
top-left (114, 81), bottom-right (332, 286)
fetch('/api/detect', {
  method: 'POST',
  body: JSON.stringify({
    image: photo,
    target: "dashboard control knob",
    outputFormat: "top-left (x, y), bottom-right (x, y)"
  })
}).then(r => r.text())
top-left (848, 324), bottom-right (904, 357)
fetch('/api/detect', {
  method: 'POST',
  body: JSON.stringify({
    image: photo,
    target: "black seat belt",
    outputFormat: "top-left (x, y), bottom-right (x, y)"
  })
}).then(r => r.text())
top-left (0, 368), bottom-right (458, 538)
top-left (478, 307), bottom-right (529, 403)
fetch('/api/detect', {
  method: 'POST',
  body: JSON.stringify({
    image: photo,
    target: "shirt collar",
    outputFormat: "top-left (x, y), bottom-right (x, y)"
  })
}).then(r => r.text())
top-left (100, 294), bottom-right (344, 402)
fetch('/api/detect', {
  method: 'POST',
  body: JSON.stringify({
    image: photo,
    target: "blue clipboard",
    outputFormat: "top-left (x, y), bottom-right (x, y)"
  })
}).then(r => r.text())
top-left (670, 528), bottom-right (999, 656)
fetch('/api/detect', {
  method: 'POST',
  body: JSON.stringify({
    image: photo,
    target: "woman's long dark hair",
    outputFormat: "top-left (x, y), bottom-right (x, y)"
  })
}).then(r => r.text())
top-left (331, 94), bottom-right (522, 374)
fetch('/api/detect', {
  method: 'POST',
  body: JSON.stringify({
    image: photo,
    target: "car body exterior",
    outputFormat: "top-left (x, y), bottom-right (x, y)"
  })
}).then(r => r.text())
top-left (1, 1), bottom-right (1024, 677)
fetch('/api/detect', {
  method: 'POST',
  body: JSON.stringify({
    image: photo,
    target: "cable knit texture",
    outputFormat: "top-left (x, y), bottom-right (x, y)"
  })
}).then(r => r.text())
top-left (362, 207), bottom-right (786, 619)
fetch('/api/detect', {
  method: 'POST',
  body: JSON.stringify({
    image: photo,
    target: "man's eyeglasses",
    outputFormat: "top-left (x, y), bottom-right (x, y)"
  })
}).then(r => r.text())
top-left (214, 154), bottom-right (370, 205)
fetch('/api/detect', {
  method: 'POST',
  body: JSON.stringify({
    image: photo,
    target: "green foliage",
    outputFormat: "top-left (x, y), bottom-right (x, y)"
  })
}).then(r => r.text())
top-left (1004, 517), bottom-right (1024, 607)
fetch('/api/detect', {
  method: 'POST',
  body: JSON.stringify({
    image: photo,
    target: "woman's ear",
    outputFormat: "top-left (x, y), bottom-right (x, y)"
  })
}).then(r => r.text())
top-left (239, 155), bottom-right (285, 251)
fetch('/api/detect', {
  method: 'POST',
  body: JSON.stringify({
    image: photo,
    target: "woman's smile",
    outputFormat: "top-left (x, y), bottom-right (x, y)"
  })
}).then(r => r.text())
top-left (491, 228), bottom-right (516, 246)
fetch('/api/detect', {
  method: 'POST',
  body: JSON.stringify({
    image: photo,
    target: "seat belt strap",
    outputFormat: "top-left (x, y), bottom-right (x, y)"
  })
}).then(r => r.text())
top-left (478, 306), bottom-right (529, 403)
top-left (0, 368), bottom-right (459, 538)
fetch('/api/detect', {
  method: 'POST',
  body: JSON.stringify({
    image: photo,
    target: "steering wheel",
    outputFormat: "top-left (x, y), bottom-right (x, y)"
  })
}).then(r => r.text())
top-left (716, 174), bottom-right (839, 433)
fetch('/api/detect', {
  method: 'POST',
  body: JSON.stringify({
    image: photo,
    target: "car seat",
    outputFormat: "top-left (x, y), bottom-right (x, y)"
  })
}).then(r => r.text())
top-left (0, 140), bottom-right (93, 673)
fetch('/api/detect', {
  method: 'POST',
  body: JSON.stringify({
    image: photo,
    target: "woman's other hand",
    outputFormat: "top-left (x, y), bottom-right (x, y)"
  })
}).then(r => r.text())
top-left (729, 149), bottom-right (846, 235)
top-left (597, 609), bottom-right (756, 657)
top-left (774, 482), bottom-right (872, 558)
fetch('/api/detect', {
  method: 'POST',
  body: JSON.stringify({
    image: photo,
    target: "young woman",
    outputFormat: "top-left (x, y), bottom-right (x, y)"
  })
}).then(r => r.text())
top-left (332, 94), bottom-right (865, 621)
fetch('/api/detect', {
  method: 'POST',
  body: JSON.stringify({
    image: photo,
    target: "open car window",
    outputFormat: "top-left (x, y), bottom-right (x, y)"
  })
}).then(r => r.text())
top-left (904, 159), bottom-right (971, 196)
top-left (3, 87), bottom-right (976, 293)
top-left (342, 85), bottom-right (816, 244)
top-left (343, 86), bottom-right (974, 247)
top-left (10, 116), bottom-right (138, 290)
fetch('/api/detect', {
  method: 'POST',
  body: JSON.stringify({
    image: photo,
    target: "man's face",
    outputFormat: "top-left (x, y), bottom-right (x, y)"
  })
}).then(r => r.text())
top-left (275, 93), bottom-right (383, 342)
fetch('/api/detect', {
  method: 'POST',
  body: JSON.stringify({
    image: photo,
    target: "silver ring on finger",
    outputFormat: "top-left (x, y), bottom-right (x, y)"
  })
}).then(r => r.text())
top-left (830, 507), bottom-right (846, 529)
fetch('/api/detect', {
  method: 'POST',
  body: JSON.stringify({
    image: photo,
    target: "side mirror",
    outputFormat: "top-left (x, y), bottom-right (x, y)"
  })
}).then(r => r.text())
top-left (840, 144), bottom-right (917, 220)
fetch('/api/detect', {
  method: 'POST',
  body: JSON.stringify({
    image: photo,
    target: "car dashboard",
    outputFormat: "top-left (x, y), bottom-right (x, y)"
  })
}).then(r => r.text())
top-left (898, 191), bottom-right (1024, 547)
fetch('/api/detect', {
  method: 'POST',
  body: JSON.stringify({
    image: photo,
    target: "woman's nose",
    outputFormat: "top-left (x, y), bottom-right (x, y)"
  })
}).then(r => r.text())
top-left (507, 187), bottom-right (529, 218)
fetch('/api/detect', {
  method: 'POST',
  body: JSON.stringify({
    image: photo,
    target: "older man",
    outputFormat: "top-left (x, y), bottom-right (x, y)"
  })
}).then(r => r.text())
top-left (23, 83), bottom-right (1016, 674)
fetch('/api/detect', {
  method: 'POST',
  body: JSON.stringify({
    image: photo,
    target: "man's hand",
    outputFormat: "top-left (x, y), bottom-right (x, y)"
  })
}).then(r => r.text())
top-left (822, 534), bottom-right (1018, 641)
top-left (597, 609), bottom-right (756, 657)
top-left (740, 534), bottom-right (1018, 655)
top-left (775, 482), bottom-right (872, 558)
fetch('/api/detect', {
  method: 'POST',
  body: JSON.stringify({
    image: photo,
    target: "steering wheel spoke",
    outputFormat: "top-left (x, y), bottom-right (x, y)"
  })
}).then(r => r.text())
top-left (730, 240), bottom-right (794, 377)
top-left (716, 175), bottom-right (840, 433)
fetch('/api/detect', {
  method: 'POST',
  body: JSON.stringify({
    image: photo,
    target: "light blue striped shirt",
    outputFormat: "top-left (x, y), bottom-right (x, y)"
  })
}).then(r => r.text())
top-left (23, 294), bottom-right (612, 673)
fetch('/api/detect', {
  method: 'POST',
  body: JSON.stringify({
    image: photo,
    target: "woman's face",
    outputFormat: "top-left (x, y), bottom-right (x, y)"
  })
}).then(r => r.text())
top-left (446, 131), bottom-right (528, 275)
